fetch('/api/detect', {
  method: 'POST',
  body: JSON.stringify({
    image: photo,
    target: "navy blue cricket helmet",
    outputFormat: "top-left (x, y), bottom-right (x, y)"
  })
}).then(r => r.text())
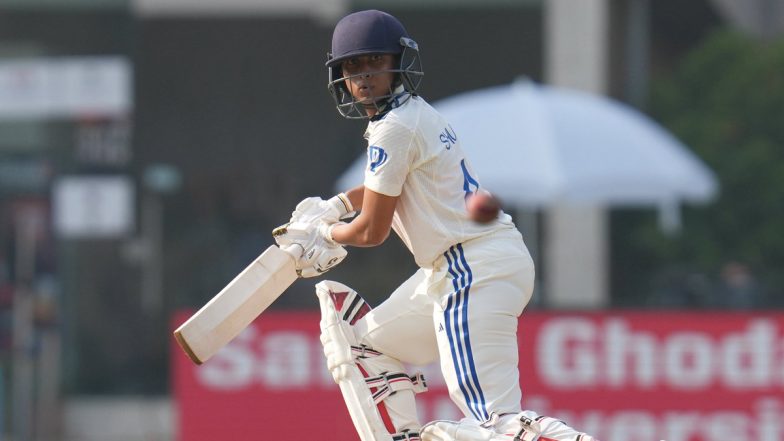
top-left (326, 10), bottom-right (424, 119)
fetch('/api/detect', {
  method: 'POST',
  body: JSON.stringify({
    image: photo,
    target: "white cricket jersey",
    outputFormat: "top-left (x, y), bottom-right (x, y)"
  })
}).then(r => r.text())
top-left (363, 94), bottom-right (516, 267)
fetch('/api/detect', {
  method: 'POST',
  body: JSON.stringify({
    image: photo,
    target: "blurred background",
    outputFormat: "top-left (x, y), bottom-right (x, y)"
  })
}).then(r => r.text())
top-left (1, 0), bottom-right (783, 440)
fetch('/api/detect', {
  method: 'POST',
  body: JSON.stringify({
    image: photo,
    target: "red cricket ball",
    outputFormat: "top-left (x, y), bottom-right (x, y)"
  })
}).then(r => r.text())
top-left (466, 190), bottom-right (500, 223)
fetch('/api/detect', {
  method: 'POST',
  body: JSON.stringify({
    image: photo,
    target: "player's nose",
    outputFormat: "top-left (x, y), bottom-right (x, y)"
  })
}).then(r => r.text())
top-left (357, 66), bottom-right (373, 78)
top-left (353, 71), bottom-right (374, 85)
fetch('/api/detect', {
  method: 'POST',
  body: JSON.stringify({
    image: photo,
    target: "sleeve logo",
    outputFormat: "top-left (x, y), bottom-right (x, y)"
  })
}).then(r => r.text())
top-left (367, 146), bottom-right (389, 172)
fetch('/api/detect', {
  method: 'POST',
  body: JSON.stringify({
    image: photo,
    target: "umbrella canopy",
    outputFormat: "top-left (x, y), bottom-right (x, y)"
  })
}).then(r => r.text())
top-left (336, 79), bottom-right (718, 209)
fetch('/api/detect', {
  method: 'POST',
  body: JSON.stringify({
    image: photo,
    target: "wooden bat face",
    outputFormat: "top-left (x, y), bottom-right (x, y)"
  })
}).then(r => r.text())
top-left (173, 245), bottom-right (298, 364)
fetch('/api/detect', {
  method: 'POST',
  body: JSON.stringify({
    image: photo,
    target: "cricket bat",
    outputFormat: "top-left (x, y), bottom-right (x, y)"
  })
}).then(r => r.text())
top-left (173, 245), bottom-right (298, 365)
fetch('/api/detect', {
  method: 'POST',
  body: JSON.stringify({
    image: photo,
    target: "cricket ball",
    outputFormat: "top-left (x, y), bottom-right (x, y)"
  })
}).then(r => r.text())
top-left (466, 190), bottom-right (500, 223)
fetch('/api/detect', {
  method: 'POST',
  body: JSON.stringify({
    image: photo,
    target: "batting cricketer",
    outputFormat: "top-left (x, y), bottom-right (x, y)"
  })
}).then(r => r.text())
top-left (274, 9), bottom-right (599, 441)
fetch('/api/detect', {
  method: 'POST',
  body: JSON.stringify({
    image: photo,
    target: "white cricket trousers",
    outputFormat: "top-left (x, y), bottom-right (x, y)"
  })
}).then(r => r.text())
top-left (353, 227), bottom-right (535, 421)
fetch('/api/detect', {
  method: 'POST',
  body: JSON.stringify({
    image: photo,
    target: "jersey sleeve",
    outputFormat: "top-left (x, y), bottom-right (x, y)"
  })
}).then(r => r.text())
top-left (363, 119), bottom-right (417, 197)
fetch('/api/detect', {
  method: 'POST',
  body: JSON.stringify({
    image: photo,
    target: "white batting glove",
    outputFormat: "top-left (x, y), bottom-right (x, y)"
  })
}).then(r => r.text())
top-left (317, 221), bottom-right (346, 247)
top-left (272, 221), bottom-right (347, 278)
top-left (290, 194), bottom-right (354, 225)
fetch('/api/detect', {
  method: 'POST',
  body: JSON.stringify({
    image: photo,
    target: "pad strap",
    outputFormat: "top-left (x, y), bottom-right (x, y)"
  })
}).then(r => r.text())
top-left (513, 415), bottom-right (542, 441)
top-left (392, 430), bottom-right (421, 441)
top-left (352, 345), bottom-right (383, 359)
top-left (364, 371), bottom-right (428, 404)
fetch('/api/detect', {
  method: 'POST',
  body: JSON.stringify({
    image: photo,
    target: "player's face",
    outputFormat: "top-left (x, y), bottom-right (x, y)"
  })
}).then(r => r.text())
top-left (341, 54), bottom-right (396, 114)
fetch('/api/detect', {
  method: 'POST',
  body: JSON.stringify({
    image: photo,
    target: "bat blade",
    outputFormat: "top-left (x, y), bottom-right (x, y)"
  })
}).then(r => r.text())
top-left (173, 245), bottom-right (297, 364)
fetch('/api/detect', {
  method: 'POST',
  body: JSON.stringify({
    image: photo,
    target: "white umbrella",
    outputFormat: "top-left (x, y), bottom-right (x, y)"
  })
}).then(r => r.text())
top-left (336, 79), bottom-right (718, 212)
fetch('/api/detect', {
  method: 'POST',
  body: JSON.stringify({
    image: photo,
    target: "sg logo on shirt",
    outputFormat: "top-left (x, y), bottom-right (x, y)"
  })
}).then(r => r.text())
top-left (368, 146), bottom-right (388, 172)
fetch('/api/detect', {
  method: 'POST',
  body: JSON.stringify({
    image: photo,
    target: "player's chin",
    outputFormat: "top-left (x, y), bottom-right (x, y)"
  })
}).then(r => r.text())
top-left (356, 95), bottom-right (377, 105)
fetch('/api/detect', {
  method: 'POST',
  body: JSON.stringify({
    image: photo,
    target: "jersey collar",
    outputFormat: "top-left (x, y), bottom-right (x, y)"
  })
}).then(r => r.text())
top-left (369, 86), bottom-right (410, 122)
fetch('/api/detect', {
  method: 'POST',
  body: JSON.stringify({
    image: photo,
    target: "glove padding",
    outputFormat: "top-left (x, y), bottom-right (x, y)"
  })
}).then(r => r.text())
top-left (290, 194), bottom-right (353, 225)
top-left (273, 221), bottom-right (347, 278)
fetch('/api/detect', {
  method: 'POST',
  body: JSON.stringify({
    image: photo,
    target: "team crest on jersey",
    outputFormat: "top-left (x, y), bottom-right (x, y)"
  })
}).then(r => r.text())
top-left (368, 145), bottom-right (388, 172)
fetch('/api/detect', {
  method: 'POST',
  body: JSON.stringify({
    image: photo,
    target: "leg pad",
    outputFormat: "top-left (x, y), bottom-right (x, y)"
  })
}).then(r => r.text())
top-left (317, 281), bottom-right (427, 441)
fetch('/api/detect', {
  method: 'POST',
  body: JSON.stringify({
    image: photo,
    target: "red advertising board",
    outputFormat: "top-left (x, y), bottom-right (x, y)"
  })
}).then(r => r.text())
top-left (172, 312), bottom-right (784, 441)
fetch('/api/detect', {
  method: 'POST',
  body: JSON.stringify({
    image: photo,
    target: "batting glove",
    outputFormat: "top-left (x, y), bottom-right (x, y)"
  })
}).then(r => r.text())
top-left (290, 193), bottom-right (354, 225)
top-left (272, 221), bottom-right (347, 278)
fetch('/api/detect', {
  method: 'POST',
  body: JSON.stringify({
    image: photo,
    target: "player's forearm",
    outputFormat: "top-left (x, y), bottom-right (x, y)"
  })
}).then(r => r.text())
top-left (329, 187), bottom-right (397, 247)
top-left (330, 213), bottom-right (389, 247)
top-left (344, 185), bottom-right (365, 212)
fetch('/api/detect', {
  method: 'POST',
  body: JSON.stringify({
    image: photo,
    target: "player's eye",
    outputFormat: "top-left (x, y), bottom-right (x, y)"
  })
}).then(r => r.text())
top-left (342, 59), bottom-right (360, 75)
